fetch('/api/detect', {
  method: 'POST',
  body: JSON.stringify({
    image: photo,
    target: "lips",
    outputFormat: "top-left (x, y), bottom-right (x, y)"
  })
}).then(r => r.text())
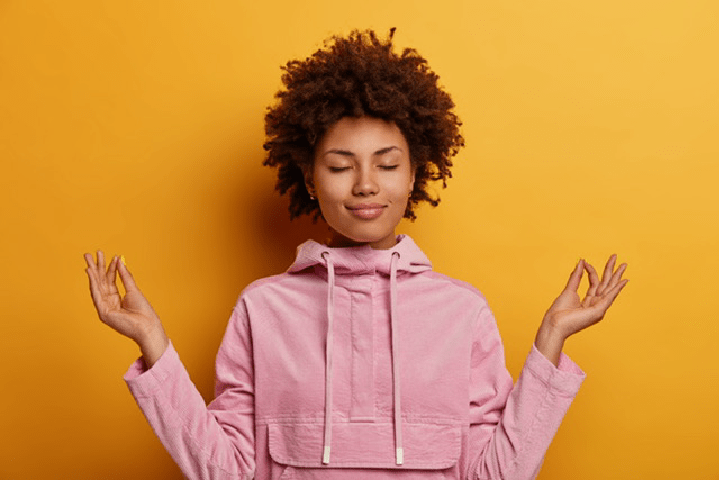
top-left (346, 203), bottom-right (386, 220)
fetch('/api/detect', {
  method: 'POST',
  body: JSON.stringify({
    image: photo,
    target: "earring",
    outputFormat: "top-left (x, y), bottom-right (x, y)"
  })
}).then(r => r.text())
top-left (309, 195), bottom-right (316, 200)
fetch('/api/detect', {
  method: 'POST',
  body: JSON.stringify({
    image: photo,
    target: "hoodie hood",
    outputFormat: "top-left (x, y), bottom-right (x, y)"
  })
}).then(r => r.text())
top-left (288, 234), bottom-right (432, 276)
top-left (287, 234), bottom-right (431, 466)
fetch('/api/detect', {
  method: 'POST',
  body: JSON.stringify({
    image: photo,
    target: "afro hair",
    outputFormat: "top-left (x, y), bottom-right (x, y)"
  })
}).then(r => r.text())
top-left (263, 28), bottom-right (464, 221)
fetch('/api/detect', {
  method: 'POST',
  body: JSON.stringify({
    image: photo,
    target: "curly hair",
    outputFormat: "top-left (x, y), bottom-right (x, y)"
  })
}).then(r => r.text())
top-left (263, 28), bottom-right (464, 221)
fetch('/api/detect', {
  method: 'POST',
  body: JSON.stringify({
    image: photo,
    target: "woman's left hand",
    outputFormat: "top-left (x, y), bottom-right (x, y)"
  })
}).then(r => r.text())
top-left (543, 254), bottom-right (629, 340)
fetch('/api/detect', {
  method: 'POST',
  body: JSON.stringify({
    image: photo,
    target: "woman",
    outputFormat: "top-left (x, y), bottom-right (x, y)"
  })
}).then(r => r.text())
top-left (84, 29), bottom-right (628, 480)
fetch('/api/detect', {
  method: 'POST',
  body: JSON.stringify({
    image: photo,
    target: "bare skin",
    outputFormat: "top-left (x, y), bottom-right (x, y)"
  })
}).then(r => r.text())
top-left (84, 117), bottom-right (629, 368)
top-left (84, 252), bottom-right (168, 367)
top-left (84, 249), bottom-right (627, 368)
top-left (534, 255), bottom-right (629, 366)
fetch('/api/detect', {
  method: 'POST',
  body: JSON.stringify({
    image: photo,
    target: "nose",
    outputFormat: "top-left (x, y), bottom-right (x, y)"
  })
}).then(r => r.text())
top-left (352, 166), bottom-right (379, 197)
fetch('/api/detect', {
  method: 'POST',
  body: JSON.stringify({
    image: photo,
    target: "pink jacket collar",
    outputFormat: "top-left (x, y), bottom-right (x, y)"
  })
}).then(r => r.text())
top-left (287, 234), bottom-right (432, 276)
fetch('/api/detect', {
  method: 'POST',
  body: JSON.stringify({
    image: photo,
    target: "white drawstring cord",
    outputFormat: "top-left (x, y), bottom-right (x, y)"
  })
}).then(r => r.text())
top-left (321, 252), bottom-right (335, 464)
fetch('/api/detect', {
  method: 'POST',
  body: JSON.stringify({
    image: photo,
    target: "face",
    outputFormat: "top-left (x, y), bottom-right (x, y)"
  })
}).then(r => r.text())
top-left (307, 116), bottom-right (415, 250)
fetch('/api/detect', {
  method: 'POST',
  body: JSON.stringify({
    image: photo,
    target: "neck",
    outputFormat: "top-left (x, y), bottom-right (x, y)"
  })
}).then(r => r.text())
top-left (327, 230), bottom-right (398, 250)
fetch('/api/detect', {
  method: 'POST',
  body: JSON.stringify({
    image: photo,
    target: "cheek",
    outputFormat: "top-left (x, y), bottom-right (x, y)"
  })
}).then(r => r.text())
top-left (314, 174), bottom-right (349, 221)
top-left (386, 174), bottom-right (414, 200)
top-left (315, 175), bottom-right (345, 202)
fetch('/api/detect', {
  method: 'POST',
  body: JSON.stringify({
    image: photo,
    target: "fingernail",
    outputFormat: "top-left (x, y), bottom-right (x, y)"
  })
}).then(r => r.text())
top-left (120, 255), bottom-right (126, 265)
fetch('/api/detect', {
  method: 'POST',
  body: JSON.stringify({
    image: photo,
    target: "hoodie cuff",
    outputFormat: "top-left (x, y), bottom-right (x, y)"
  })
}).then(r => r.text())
top-left (123, 340), bottom-right (176, 398)
top-left (525, 343), bottom-right (586, 397)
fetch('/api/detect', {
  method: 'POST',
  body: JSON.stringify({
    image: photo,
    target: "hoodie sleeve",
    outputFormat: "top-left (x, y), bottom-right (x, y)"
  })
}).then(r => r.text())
top-left (467, 305), bottom-right (586, 480)
top-left (123, 301), bottom-right (255, 480)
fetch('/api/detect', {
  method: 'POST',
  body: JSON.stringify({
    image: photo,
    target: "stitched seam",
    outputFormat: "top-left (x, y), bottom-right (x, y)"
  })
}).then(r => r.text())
top-left (256, 415), bottom-right (463, 424)
top-left (153, 376), bottom-right (249, 478)
top-left (508, 382), bottom-right (553, 479)
top-left (525, 364), bottom-right (577, 398)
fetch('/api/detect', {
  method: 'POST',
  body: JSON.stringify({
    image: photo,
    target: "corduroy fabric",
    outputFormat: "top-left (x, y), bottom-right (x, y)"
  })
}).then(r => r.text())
top-left (125, 235), bottom-right (586, 479)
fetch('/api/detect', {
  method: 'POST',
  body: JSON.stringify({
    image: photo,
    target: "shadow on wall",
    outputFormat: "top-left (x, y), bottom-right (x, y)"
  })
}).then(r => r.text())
top-left (244, 173), bottom-right (330, 277)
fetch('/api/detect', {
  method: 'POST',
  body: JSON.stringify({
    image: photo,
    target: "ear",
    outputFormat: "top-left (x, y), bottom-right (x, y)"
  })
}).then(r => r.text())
top-left (301, 163), bottom-right (315, 197)
top-left (408, 163), bottom-right (416, 192)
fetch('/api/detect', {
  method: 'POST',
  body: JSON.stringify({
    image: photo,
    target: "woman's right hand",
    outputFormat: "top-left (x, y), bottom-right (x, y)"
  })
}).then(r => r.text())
top-left (84, 250), bottom-right (169, 366)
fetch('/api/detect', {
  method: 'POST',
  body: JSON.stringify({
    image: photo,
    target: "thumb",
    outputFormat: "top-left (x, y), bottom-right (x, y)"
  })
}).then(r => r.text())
top-left (564, 259), bottom-right (584, 292)
top-left (117, 256), bottom-right (140, 293)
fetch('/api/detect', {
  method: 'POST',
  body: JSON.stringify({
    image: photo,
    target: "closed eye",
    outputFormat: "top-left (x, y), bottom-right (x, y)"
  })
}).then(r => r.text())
top-left (379, 165), bottom-right (399, 171)
top-left (328, 166), bottom-right (351, 172)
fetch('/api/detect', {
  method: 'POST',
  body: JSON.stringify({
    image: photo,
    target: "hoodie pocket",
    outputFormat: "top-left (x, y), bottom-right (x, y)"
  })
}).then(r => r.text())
top-left (269, 422), bottom-right (461, 478)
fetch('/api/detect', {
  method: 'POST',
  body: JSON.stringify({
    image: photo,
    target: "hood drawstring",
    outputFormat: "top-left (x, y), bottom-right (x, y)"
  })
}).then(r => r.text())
top-left (320, 250), bottom-right (403, 466)
top-left (390, 252), bottom-right (404, 465)
top-left (321, 252), bottom-right (335, 465)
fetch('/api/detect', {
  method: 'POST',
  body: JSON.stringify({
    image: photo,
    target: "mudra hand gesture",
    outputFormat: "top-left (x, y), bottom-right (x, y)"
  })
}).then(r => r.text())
top-left (535, 254), bottom-right (629, 365)
top-left (84, 251), bottom-right (169, 366)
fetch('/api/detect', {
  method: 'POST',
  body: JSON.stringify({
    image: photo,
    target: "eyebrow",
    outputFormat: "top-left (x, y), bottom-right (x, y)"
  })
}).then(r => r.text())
top-left (323, 146), bottom-right (401, 157)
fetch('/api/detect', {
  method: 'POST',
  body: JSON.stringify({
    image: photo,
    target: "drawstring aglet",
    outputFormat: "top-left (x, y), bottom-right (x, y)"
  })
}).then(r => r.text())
top-left (323, 445), bottom-right (331, 464)
top-left (396, 448), bottom-right (404, 465)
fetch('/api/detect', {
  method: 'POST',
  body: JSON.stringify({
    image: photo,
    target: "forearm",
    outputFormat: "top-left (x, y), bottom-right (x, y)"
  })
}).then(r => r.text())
top-left (471, 345), bottom-right (585, 479)
top-left (125, 342), bottom-right (255, 479)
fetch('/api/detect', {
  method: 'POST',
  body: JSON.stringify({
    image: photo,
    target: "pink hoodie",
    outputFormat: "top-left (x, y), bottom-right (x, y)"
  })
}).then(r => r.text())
top-left (125, 235), bottom-right (585, 479)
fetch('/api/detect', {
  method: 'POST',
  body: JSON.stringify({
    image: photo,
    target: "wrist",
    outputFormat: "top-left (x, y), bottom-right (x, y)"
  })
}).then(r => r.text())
top-left (534, 319), bottom-right (567, 367)
top-left (541, 313), bottom-right (571, 338)
top-left (137, 324), bottom-right (169, 368)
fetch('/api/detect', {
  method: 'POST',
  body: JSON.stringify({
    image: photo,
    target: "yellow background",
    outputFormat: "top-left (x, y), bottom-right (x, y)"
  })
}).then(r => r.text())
top-left (1, 1), bottom-right (716, 478)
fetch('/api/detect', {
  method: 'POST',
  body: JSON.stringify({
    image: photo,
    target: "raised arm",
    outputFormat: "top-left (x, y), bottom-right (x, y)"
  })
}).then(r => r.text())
top-left (468, 254), bottom-right (628, 480)
top-left (83, 251), bottom-right (255, 479)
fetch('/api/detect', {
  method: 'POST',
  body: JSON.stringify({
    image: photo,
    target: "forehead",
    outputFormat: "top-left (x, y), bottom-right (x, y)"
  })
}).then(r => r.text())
top-left (317, 116), bottom-right (408, 151)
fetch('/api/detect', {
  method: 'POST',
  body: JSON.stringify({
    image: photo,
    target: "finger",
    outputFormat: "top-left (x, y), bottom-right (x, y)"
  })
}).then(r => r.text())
top-left (607, 262), bottom-right (627, 291)
top-left (598, 254), bottom-right (617, 293)
top-left (117, 257), bottom-right (139, 293)
top-left (564, 259), bottom-right (585, 292)
top-left (85, 252), bottom-right (105, 291)
top-left (84, 253), bottom-right (96, 271)
top-left (595, 278), bottom-right (629, 313)
top-left (104, 253), bottom-right (117, 277)
top-left (107, 256), bottom-right (119, 288)
top-left (583, 261), bottom-right (600, 301)
top-left (85, 266), bottom-right (105, 312)
top-left (97, 250), bottom-right (106, 273)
